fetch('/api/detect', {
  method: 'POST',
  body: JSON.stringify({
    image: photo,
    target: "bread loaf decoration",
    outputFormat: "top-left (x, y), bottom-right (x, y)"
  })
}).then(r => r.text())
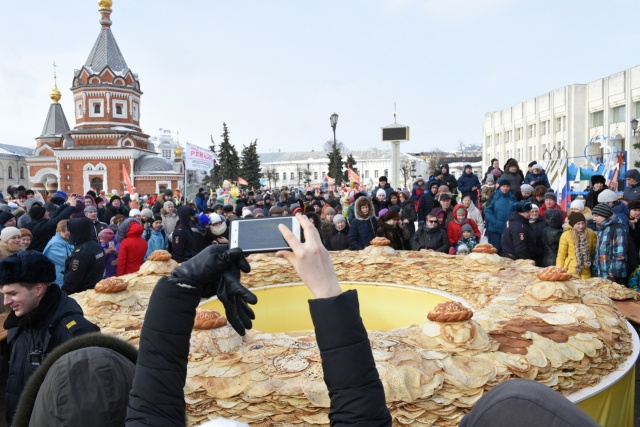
top-left (370, 237), bottom-right (391, 247)
top-left (147, 250), bottom-right (172, 262)
top-left (193, 309), bottom-right (228, 329)
top-left (94, 277), bottom-right (128, 293)
top-left (472, 243), bottom-right (498, 254)
top-left (427, 301), bottom-right (473, 322)
top-left (536, 266), bottom-right (573, 282)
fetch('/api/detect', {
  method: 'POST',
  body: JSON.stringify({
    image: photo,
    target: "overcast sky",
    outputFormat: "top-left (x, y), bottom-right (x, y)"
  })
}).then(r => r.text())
top-left (1, 0), bottom-right (638, 155)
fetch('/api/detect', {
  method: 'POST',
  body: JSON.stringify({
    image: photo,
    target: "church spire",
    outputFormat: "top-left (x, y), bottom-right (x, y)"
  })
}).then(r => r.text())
top-left (49, 61), bottom-right (61, 104)
top-left (98, 0), bottom-right (113, 28)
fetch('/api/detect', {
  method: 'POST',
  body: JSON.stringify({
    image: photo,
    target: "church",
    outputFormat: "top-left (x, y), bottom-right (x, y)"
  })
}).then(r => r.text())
top-left (27, 0), bottom-right (183, 198)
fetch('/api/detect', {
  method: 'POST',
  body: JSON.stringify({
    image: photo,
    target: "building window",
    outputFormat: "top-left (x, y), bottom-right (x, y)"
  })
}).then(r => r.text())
top-left (591, 110), bottom-right (604, 127)
top-left (298, 172), bottom-right (303, 180)
top-left (116, 104), bottom-right (122, 115)
top-left (384, 169), bottom-right (388, 177)
top-left (529, 147), bottom-right (534, 160)
top-left (275, 172), bottom-right (279, 181)
top-left (516, 128), bottom-right (522, 141)
top-left (76, 101), bottom-right (83, 119)
top-left (541, 121), bottom-right (549, 135)
top-left (555, 117), bottom-right (564, 132)
top-left (505, 131), bottom-right (511, 143)
top-left (66, 164), bottom-right (70, 170)
top-left (89, 100), bottom-right (104, 117)
top-left (94, 103), bottom-right (101, 114)
top-left (283, 172), bottom-right (287, 180)
top-left (612, 105), bottom-right (625, 123)
top-left (635, 102), bottom-right (640, 120)
top-left (314, 172), bottom-right (318, 180)
top-left (322, 171), bottom-right (326, 178)
top-left (486, 136), bottom-right (491, 146)
top-left (7, 166), bottom-right (12, 179)
top-left (374, 170), bottom-right (379, 178)
top-left (132, 103), bottom-right (139, 120)
top-left (528, 124), bottom-right (536, 138)
top-left (495, 134), bottom-right (501, 145)
top-left (365, 170), bottom-right (369, 179)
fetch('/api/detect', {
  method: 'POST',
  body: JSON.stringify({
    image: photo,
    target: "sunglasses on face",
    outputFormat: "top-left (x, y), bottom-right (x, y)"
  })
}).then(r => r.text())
top-left (427, 220), bottom-right (437, 224)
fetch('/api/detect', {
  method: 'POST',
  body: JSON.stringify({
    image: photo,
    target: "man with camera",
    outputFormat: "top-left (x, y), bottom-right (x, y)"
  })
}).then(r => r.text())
top-left (0, 251), bottom-right (99, 424)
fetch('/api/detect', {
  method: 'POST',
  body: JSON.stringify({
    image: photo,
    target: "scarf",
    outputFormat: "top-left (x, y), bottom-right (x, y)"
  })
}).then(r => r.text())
top-left (210, 221), bottom-right (227, 236)
top-left (574, 230), bottom-right (591, 275)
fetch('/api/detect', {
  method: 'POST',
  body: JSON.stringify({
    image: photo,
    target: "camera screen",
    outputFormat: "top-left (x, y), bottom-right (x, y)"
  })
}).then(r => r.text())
top-left (235, 217), bottom-right (295, 252)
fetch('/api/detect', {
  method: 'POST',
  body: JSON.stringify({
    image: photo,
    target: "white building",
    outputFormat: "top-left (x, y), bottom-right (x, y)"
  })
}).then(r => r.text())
top-left (153, 128), bottom-right (178, 162)
top-left (0, 144), bottom-right (31, 192)
top-left (483, 64), bottom-right (640, 175)
top-left (258, 150), bottom-right (429, 190)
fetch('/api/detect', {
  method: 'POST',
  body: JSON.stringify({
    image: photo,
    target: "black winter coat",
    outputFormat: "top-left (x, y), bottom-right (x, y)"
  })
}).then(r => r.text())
top-left (541, 209), bottom-right (564, 267)
top-left (417, 189), bottom-right (437, 224)
top-left (376, 221), bottom-right (409, 250)
top-left (325, 226), bottom-right (350, 251)
top-left (501, 212), bottom-right (535, 261)
top-left (410, 225), bottom-right (450, 252)
top-left (25, 204), bottom-right (75, 252)
top-left (400, 198), bottom-right (417, 237)
top-left (528, 217), bottom-right (546, 266)
top-left (62, 217), bottom-right (106, 295)
top-left (4, 285), bottom-right (99, 424)
top-left (171, 206), bottom-right (199, 262)
top-left (585, 186), bottom-right (607, 210)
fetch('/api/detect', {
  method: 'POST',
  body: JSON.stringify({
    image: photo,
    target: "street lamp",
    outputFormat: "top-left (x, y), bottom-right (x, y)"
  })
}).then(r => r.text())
top-left (631, 118), bottom-right (639, 136)
top-left (330, 113), bottom-right (339, 189)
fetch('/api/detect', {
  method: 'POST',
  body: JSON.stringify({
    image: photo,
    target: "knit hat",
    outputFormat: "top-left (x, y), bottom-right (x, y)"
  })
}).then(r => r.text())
top-left (378, 208), bottom-right (389, 217)
top-left (84, 205), bottom-right (97, 213)
top-left (597, 189), bottom-right (618, 203)
top-left (628, 200), bottom-right (640, 211)
top-left (209, 213), bottom-right (224, 224)
top-left (98, 228), bottom-right (114, 241)
top-left (590, 175), bottom-right (606, 185)
top-left (625, 169), bottom-right (640, 181)
top-left (491, 169), bottom-right (502, 178)
top-left (163, 201), bottom-right (175, 209)
top-left (485, 174), bottom-right (495, 183)
top-left (464, 164), bottom-right (472, 171)
top-left (290, 204), bottom-right (302, 215)
top-left (140, 208), bottom-right (154, 219)
top-left (269, 206), bottom-right (285, 216)
top-left (252, 208), bottom-right (265, 218)
top-left (514, 200), bottom-right (533, 213)
top-left (544, 191), bottom-right (557, 202)
top-left (531, 164), bottom-right (543, 171)
top-left (592, 203), bottom-right (613, 218)
top-left (29, 206), bottom-right (46, 221)
top-left (530, 204), bottom-right (539, 211)
top-left (152, 213), bottom-right (162, 223)
top-left (198, 213), bottom-right (210, 226)
top-left (376, 189), bottom-right (386, 197)
top-left (0, 211), bottom-right (14, 226)
top-left (570, 200), bottom-right (585, 211)
top-left (528, 161), bottom-right (537, 168)
top-left (25, 198), bottom-right (43, 211)
top-left (0, 227), bottom-right (21, 242)
top-left (222, 204), bottom-right (234, 213)
top-left (129, 209), bottom-right (141, 217)
top-left (461, 224), bottom-right (473, 233)
top-left (497, 178), bottom-right (510, 186)
top-left (390, 205), bottom-right (401, 213)
top-left (456, 244), bottom-right (469, 253)
top-left (520, 184), bottom-right (534, 194)
top-left (400, 190), bottom-right (411, 199)
top-left (324, 207), bottom-right (335, 216)
top-left (0, 250), bottom-right (56, 285)
top-left (568, 212), bottom-right (586, 227)
top-left (333, 214), bottom-right (346, 224)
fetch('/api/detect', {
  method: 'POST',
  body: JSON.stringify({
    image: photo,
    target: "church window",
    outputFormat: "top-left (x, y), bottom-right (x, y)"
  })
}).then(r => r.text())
top-left (116, 104), bottom-right (122, 115)
top-left (94, 103), bottom-right (101, 114)
top-left (7, 167), bottom-right (12, 179)
top-left (19, 167), bottom-right (24, 179)
top-left (66, 164), bottom-right (70, 170)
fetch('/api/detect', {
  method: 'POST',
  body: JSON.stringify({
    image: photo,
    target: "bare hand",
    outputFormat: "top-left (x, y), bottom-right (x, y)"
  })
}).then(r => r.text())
top-left (276, 214), bottom-right (341, 299)
top-left (217, 237), bottom-right (229, 244)
top-left (66, 195), bottom-right (77, 206)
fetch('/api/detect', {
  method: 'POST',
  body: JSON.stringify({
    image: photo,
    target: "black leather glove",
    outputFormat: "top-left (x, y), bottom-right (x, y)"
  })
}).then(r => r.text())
top-left (170, 246), bottom-right (257, 335)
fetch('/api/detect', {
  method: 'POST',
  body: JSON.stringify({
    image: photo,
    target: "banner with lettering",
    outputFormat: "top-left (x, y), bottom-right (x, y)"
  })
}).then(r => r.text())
top-left (185, 143), bottom-right (215, 171)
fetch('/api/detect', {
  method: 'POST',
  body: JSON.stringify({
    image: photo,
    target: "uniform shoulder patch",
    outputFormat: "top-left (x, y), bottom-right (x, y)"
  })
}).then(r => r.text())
top-left (74, 248), bottom-right (81, 253)
top-left (65, 319), bottom-right (77, 329)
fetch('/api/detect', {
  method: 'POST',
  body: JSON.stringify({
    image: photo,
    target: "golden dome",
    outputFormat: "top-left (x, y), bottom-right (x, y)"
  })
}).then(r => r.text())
top-left (98, 0), bottom-right (112, 10)
top-left (50, 72), bottom-right (61, 103)
top-left (174, 143), bottom-right (183, 158)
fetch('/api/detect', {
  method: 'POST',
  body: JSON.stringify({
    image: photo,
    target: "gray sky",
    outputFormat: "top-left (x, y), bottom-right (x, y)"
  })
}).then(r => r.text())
top-left (1, 0), bottom-right (637, 155)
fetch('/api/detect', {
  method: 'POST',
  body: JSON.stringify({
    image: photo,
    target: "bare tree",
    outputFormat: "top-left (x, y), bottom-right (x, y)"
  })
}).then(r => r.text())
top-left (263, 167), bottom-right (277, 189)
top-left (457, 140), bottom-right (466, 157)
top-left (423, 148), bottom-right (445, 171)
top-left (399, 158), bottom-right (413, 188)
top-left (323, 140), bottom-right (348, 152)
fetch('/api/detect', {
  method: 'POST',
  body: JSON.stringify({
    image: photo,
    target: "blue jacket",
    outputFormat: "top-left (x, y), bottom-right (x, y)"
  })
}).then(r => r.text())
top-left (195, 193), bottom-right (207, 213)
top-left (348, 197), bottom-right (378, 250)
top-left (143, 227), bottom-right (169, 261)
top-left (457, 172), bottom-right (481, 203)
top-left (484, 190), bottom-right (517, 234)
top-left (612, 201), bottom-right (630, 233)
top-left (524, 171), bottom-right (550, 188)
top-left (43, 234), bottom-right (74, 287)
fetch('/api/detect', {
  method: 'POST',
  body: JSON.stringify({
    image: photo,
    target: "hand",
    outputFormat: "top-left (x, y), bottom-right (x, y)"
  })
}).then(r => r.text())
top-left (215, 267), bottom-right (257, 336)
top-left (276, 214), bottom-right (341, 299)
top-left (217, 237), bottom-right (229, 244)
top-left (66, 195), bottom-right (77, 206)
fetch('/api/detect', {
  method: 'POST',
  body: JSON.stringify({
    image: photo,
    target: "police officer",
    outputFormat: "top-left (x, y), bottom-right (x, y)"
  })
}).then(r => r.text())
top-left (61, 217), bottom-right (105, 295)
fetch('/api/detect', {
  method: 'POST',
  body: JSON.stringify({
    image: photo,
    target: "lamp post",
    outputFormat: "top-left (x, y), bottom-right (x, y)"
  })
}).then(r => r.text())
top-left (330, 113), bottom-right (339, 190)
top-left (631, 118), bottom-right (639, 136)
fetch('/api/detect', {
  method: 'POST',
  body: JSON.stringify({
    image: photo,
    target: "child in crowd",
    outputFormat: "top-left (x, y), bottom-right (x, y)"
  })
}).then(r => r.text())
top-left (98, 228), bottom-right (119, 278)
top-left (143, 214), bottom-right (169, 260)
top-left (456, 223), bottom-right (478, 253)
top-left (456, 244), bottom-right (469, 255)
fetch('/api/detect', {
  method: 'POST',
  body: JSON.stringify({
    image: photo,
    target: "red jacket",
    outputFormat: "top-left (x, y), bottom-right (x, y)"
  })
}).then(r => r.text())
top-left (539, 202), bottom-right (566, 222)
top-left (447, 204), bottom-right (481, 245)
top-left (116, 221), bottom-right (148, 276)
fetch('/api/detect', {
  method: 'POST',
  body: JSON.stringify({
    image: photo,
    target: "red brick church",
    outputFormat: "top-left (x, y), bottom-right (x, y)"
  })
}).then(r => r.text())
top-left (28, 0), bottom-right (183, 198)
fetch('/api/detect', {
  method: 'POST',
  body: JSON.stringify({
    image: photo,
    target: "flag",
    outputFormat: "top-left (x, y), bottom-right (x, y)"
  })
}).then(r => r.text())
top-left (122, 164), bottom-right (133, 194)
top-left (238, 177), bottom-right (248, 186)
top-left (347, 166), bottom-right (360, 183)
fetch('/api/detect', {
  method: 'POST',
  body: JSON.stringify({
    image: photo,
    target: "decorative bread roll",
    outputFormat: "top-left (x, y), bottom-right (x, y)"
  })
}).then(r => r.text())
top-left (194, 309), bottom-right (228, 330)
top-left (147, 250), bottom-right (172, 262)
top-left (427, 301), bottom-right (473, 322)
top-left (472, 243), bottom-right (498, 254)
top-left (370, 237), bottom-right (391, 247)
top-left (536, 266), bottom-right (572, 281)
top-left (94, 277), bottom-right (128, 293)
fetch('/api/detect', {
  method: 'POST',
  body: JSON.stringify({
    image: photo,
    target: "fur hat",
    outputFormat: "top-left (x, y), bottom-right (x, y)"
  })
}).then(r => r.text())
top-left (590, 175), bottom-right (606, 185)
top-left (416, 175), bottom-right (424, 182)
top-left (544, 191), bottom-right (557, 202)
top-left (461, 224), bottom-right (473, 233)
top-left (333, 214), bottom-right (346, 224)
top-left (497, 178), bottom-right (510, 186)
top-left (0, 251), bottom-right (56, 285)
top-left (456, 244), bottom-right (469, 254)
top-left (0, 227), bottom-right (21, 242)
top-left (520, 184), bottom-right (534, 194)
top-left (568, 212), bottom-right (586, 227)
top-left (592, 203), bottom-right (613, 219)
top-left (381, 210), bottom-right (400, 222)
top-left (628, 200), bottom-right (640, 211)
top-left (597, 189), bottom-right (617, 203)
top-left (514, 200), bottom-right (533, 213)
top-left (222, 204), bottom-right (234, 213)
top-left (505, 159), bottom-right (519, 170)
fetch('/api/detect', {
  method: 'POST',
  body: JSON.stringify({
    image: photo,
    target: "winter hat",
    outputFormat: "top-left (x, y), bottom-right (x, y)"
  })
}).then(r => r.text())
top-left (290, 203), bottom-right (302, 215)
top-left (0, 204), bottom-right (10, 213)
top-left (51, 190), bottom-right (68, 202)
top-left (109, 195), bottom-right (121, 204)
top-left (98, 228), bottom-right (114, 241)
top-left (544, 191), bottom-right (557, 202)
top-left (164, 189), bottom-right (174, 197)
top-left (378, 208), bottom-right (389, 217)
top-left (568, 212), bottom-right (586, 227)
top-left (25, 198), bottom-right (43, 211)
top-left (400, 190), bottom-right (411, 199)
top-left (456, 244), bottom-right (469, 253)
top-left (152, 213), bottom-right (162, 223)
top-left (485, 174), bottom-right (495, 183)
top-left (269, 206), bottom-right (284, 216)
top-left (530, 204), bottom-right (539, 211)
top-left (514, 200), bottom-right (533, 213)
top-left (0, 211), bottom-right (14, 226)
top-left (461, 224), bottom-right (473, 233)
top-left (324, 207), bottom-right (335, 216)
top-left (439, 193), bottom-right (452, 201)
top-left (570, 200), bottom-right (585, 211)
top-left (519, 184), bottom-right (534, 195)
top-left (528, 161), bottom-right (538, 168)
top-left (416, 175), bottom-right (424, 182)
top-left (129, 209), bottom-right (141, 217)
top-left (597, 189), bottom-right (618, 203)
top-left (590, 175), bottom-right (606, 185)
top-left (0, 227), bottom-right (21, 242)
top-left (252, 208), bottom-right (265, 218)
top-left (222, 205), bottom-right (234, 213)
top-left (592, 203), bottom-right (613, 219)
top-left (333, 214), bottom-right (346, 224)
top-left (0, 250), bottom-right (56, 285)
top-left (531, 164), bottom-right (544, 171)
top-left (242, 208), bottom-right (253, 218)
top-left (198, 213), bottom-right (210, 226)
top-left (140, 208), bottom-right (154, 219)
top-left (625, 169), bottom-right (640, 181)
top-left (209, 213), bottom-right (224, 224)
top-left (381, 210), bottom-right (400, 222)
top-left (29, 206), bottom-right (46, 221)
top-left (84, 205), bottom-right (97, 214)
top-left (491, 169), bottom-right (502, 178)
top-left (628, 200), bottom-right (640, 211)
top-left (376, 189), bottom-right (387, 197)
top-left (163, 201), bottom-right (174, 209)
top-left (497, 178), bottom-right (510, 186)
top-left (389, 205), bottom-right (401, 213)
